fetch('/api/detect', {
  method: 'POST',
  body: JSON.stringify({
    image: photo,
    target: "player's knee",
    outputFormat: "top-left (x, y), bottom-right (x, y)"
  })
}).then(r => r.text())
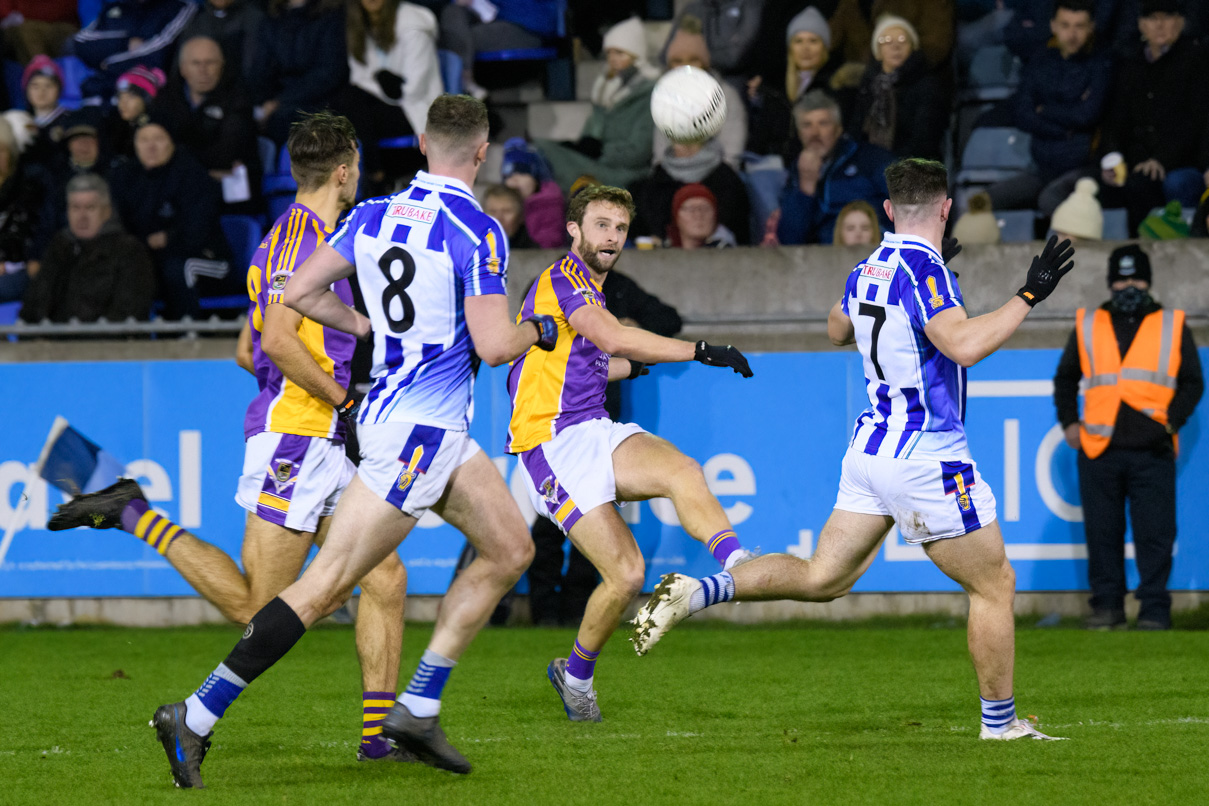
top-left (494, 535), bottom-right (535, 581)
top-left (668, 453), bottom-right (705, 491)
top-left (605, 556), bottom-right (645, 599)
top-left (362, 559), bottom-right (406, 605)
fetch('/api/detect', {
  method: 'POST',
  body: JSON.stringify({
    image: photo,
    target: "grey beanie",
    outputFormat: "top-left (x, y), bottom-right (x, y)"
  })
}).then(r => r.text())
top-left (786, 6), bottom-right (831, 50)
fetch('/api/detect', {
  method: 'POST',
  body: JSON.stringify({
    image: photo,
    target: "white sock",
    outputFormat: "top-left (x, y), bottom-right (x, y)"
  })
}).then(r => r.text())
top-left (565, 672), bottom-right (593, 693)
top-left (400, 692), bottom-right (440, 717)
top-left (184, 694), bottom-right (220, 736)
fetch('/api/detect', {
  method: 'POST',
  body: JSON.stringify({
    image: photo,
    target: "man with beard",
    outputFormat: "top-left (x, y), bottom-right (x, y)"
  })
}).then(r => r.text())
top-left (1053, 244), bottom-right (1203, 631)
top-left (505, 184), bottom-right (755, 723)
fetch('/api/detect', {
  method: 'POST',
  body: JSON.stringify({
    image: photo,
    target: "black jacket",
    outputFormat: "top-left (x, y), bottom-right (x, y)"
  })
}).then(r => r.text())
top-left (849, 51), bottom-right (947, 161)
top-left (1054, 299), bottom-right (1204, 455)
top-left (249, 1), bottom-right (348, 112)
top-left (600, 269), bottom-right (683, 420)
top-left (629, 161), bottom-right (751, 245)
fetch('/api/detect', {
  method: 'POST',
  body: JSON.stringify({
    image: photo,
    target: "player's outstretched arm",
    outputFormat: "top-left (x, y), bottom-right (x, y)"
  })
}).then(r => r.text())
top-left (828, 300), bottom-right (855, 346)
top-left (464, 294), bottom-right (553, 366)
top-left (608, 357), bottom-right (649, 381)
top-left (284, 241), bottom-right (371, 340)
top-left (926, 235), bottom-right (1075, 368)
top-left (261, 303), bottom-right (349, 407)
top-left (569, 304), bottom-right (753, 377)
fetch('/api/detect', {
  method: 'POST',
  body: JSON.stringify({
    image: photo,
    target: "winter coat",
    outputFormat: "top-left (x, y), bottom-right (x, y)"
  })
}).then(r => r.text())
top-left (777, 135), bottom-right (892, 245)
top-left (20, 219), bottom-right (154, 323)
top-left (629, 142), bottom-right (751, 245)
top-left (73, 0), bottom-right (197, 81)
top-left (1012, 46), bottom-right (1111, 180)
top-left (1102, 35), bottom-right (1209, 171)
top-left (524, 180), bottom-right (567, 250)
top-left (829, 0), bottom-right (954, 68)
top-left (0, 165), bottom-right (33, 269)
top-left (347, 2), bottom-right (442, 134)
top-left (849, 51), bottom-right (947, 160)
top-left (179, 0), bottom-right (267, 81)
top-left (536, 74), bottom-right (656, 192)
top-left (662, 0), bottom-right (765, 77)
top-left (249, 1), bottom-right (348, 113)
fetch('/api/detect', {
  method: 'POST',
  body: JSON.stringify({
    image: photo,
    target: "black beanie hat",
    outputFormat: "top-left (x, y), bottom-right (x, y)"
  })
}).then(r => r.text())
top-left (1107, 244), bottom-right (1152, 286)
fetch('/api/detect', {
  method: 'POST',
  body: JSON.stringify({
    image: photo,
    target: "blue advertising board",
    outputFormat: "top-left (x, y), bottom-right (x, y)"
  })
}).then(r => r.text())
top-left (1, 350), bottom-right (1205, 598)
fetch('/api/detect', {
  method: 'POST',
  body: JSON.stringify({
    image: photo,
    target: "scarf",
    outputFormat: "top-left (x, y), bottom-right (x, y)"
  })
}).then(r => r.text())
top-left (863, 69), bottom-right (897, 152)
top-left (661, 139), bottom-right (724, 184)
top-left (590, 65), bottom-right (640, 110)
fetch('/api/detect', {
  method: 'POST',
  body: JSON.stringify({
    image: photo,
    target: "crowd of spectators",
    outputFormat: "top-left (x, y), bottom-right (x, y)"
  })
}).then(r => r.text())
top-left (0, 0), bottom-right (1207, 326)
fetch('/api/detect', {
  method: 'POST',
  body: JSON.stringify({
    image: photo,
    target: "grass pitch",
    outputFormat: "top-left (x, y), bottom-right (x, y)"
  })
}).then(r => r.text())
top-left (1, 619), bottom-right (1207, 806)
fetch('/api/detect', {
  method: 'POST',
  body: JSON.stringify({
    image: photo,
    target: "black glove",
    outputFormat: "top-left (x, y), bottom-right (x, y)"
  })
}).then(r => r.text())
top-left (1016, 234), bottom-right (1075, 307)
top-left (941, 236), bottom-right (962, 263)
top-left (572, 136), bottom-right (603, 159)
top-left (694, 340), bottom-right (753, 378)
top-left (374, 69), bottom-right (404, 100)
top-left (525, 314), bottom-right (558, 351)
top-left (337, 390), bottom-right (363, 457)
top-left (627, 360), bottom-right (650, 380)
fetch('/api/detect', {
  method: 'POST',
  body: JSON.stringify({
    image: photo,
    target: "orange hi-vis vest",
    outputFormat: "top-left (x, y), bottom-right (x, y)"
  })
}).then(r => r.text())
top-left (1075, 307), bottom-right (1184, 458)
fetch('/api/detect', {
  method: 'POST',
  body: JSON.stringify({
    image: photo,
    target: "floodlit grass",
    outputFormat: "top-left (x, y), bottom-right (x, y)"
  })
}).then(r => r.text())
top-left (1, 620), bottom-right (1206, 805)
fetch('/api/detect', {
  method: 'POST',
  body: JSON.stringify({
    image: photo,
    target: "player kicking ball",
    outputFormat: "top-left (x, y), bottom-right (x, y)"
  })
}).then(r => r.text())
top-left (48, 113), bottom-right (414, 781)
top-left (632, 159), bottom-right (1074, 742)
top-left (506, 185), bottom-right (755, 723)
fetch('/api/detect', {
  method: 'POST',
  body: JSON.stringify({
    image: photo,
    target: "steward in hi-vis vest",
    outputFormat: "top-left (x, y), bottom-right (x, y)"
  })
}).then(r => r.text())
top-left (1053, 244), bottom-right (1203, 631)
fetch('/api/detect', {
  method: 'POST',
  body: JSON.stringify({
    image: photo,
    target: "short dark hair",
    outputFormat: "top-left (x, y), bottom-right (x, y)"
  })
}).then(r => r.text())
top-left (425, 94), bottom-right (489, 162)
top-left (884, 158), bottom-right (948, 209)
top-left (1054, 0), bottom-right (1095, 17)
top-left (566, 184), bottom-right (637, 228)
top-left (286, 111), bottom-right (358, 193)
top-left (484, 183), bottom-right (523, 210)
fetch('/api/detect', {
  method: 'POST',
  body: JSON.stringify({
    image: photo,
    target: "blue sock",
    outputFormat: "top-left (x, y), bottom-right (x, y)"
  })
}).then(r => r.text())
top-left (399, 649), bottom-right (455, 718)
top-left (981, 695), bottom-right (1016, 734)
top-left (688, 571), bottom-right (735, 614)
top-left (184, 663), bottom-right (247, 736)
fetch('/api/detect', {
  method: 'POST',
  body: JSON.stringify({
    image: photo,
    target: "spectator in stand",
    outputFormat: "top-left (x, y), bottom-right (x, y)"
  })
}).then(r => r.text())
top-left (19, 173), bottom-right (154, 323)
top-left (1004, 0), bottom-right (1137, 62)
top-left (438, 0), bottom-right (556, 101)
top-left (745, 6), bottom-right (836, 158)
top-left (340, 0), bottom-right (442, 196)
top-left (630, 134), bottom-right (751, 245)
top-left (0, 0), bottom-right (79, 63)
top-left (500, 138), bottom-right (566, 249)
top-left (179, 0), bottom-right (266, 82)
top-left (656, 16), bottom-right (747, 170)
top-left (31, 109), bottom-right (112, 262)
top-left (1191, 190), bottom-right (1209, 237)
top-left (21, 56), bottom-right (69, 169)
top-left (666, 183), bottom-right (736, 249)
top-left (832, 198), bottom-right (881, 245)
top-left (660, 0), bottom-right (766, 82)
top-left (1050, 176), bottom-right (1102, 240)
top-left (771, 90), bottom-right (892, 245)
top-left (483, 184), bottom-right (536, 249)
top-left (829, 0), bottom-right (955, 70)
top-left (154, 36), bottom-right (261, 215)
top-left (849, 15), bottom-right (947, 160)
top-left (536, 17), bottom-right (657, 194)
top-left (105, 65), bottom-right (165, 161)
top-left (0, 117), bottom-right (36, 303)
top-left (987, 0), bottom-right (1110, 216)
top-left (72, 0), bottom-right (197, 104)
top-left (108, 114), bottom-right (234, 320)
top-left (1100, 0), bottom-right (1209, 236)
top-left (249, 0), bottom-right (348, 145)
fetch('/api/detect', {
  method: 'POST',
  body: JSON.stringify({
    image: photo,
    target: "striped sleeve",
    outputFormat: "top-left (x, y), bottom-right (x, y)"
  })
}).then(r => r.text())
top-left (328, 202), bottom-right (365, 264)
top-left (461, 217), bottom-right (508, 297)
top-left (905, 253), bottom-right (963, 327)
top-left (266, 209), bottom-right (320, 305)
top-left (551, 260), bottom-right (603, 318)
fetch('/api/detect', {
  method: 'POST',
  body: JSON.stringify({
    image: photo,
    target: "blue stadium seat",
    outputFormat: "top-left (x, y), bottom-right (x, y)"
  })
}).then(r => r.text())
top-left (957, 127), bottom-right (1033, 185)
top-left (742, 164), bottom-right (788, 246)
top-left (2, 60), bottom-right (21, 112)
top-left (476, 47), bottom-right (560, 63)
top-left (221, 215), bottom-right (264, 271)
top-left (0, 299), bottom-right (21, 325)
top-left (267, 193), bottom-right (293, 223)
top-left (438, 50), bottom-right (462, 94)
top-left (473, 0), bottom-right (573, 100)
top-left (55, 56), bottom-right (91, 110)
top-left (996, 210), bottom-right (1036, 243)
top-left (263, 145), bottom-right (297, 195)
top-left (379, 135), bottom-right (419, 150)
top-left (198, 295), bottom-right (250, 312)
top-left (963, 45), bottom-right (1021, 101)
top-left (78, 0), bottom-right (103, 27)
top-left (1102, 208), bottom-right (1128, 240)
top-left (257, 137), bottom-right (276, 176)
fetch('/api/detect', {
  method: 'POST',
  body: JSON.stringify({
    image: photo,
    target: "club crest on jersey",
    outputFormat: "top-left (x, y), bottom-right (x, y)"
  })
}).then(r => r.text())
top-left (926, 276), bottom-right (944, 310)
top-left (270, 270), bottom-right (290, 291)
top-left (573, 287), bottom-right (597, 304)
top-left (954, 473), bottom-right (972, 512)
top-left (395, 445), bottom-right (426, 492)
top-left (539, 475), bottom-right (561, 506)
top-left (269, 459), bottom-right (296, 493)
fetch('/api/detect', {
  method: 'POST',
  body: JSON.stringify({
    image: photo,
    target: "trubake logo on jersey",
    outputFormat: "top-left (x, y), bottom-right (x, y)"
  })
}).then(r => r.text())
top-left (862, 263), bottom-right (894, 281)
top-left (926, 276), bottom-right (944, 310)
top-left (387, 203), bottom-right (436, 224)
top-left (395, 445), bottom-right (426, 492)
top-left (269, 459), bottom-right (296, 493)
top-left (270, 270), bottom-right (290, 292)
top-left (539, 475), bottom-right (561, 506)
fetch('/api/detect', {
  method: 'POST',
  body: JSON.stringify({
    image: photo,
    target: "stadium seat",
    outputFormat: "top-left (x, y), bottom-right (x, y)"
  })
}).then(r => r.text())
top-left (0, 299), bottom-right (21, 325)
top-left (1102, 208), bottom-right (1128, 240)
top-left (257, 137), bottom-right (276, 177)
top-left (474, 0), bottom-right (574, 100)
top-left (962, 45), bottom-right (1021, 101)
top-left (995, 210), bottom-right (1036, 243)
top-left (198, 294), bottom-right (250, 312)
top-left (2, 61), bottom-right (21, 113)
top-left (742, 161), bottom-right (789, 245)
top-left (379, 135), bottom-right (419, 150)
top-left (263, 144), bottom-right (297, 195)
top-left (438, 50), bottom-right (463, 94)
top-left (221, 215), bottom-right (264, 271)
top-left (956, 127), bottom-right (1033, 186)
top-left (55, 56), bottom-right (91, 110)
top-left (267, 193), bottom-right (293, 222)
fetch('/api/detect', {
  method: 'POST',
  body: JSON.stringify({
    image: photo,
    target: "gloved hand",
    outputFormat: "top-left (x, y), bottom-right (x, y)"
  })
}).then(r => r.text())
top-left (374, 70), bottom-right (404, 100)
top-left (525, 314), bottom-right (558, 351)
top-left (694, 341), bottom-right (754, 378)
top-left (1016, 235), bottom-right (1075, 307)
top-left (627, 360), bottom-right (650, 380)
top-left (941, 236), bottom-right (962, 263)
top-left (337, 390), bottom-right (363, 457)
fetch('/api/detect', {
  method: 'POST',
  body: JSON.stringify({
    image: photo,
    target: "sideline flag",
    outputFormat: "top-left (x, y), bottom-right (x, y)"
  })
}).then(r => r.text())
top-left (34, 416), bottom-right (126, 495)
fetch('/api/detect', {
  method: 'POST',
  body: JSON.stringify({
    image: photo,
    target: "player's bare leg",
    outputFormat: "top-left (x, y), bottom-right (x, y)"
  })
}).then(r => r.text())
top-left (632, 510), bottom-right (892, 654)
top-left (613, 433), bottom-right (754, 568)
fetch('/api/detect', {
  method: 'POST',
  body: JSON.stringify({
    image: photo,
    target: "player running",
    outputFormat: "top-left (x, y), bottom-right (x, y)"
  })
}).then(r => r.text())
top-left (632, 159), bottom-right (1075, 742)
top-left (121, 94), bottom-right (556, 788)
top-left (47, 113), bottom-right (412, 769)
top-left (507, 185), bottom-right (755, 723)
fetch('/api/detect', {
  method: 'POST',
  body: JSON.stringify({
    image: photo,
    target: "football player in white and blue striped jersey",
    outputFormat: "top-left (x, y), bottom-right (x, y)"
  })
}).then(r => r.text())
top-left (633, 159), bottom-right (1077, 742)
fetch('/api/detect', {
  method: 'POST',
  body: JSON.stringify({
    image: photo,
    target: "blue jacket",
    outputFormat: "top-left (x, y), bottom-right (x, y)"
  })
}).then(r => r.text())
top-left (1013, 46), bottom-right (1111, 179)
top-left (73, 0), bottom-right (197, 80)
top-left (777, 136), bottom-right (893, 246)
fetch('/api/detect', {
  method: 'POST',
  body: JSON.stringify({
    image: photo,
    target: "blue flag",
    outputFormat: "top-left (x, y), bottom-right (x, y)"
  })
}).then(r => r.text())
top-left (33, 417), bottom-right (126, 495)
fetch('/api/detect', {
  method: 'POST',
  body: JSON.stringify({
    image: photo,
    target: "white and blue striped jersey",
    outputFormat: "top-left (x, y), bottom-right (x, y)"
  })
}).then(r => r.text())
top-left (840, 233), bottom-right (969, 460)
top-left (329, 171), bottom-right (508, 431)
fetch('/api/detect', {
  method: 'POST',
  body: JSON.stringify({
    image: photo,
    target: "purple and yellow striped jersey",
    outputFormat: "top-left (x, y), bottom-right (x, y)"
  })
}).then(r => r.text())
top-left (243, 203), bottom-right (355, 441)
top-left (506, 252), bottom-right (610, 454)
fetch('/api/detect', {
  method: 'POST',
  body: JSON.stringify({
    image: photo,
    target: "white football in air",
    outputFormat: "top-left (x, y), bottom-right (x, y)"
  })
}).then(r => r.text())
top-left (650, 66), bottom-right (727, 145)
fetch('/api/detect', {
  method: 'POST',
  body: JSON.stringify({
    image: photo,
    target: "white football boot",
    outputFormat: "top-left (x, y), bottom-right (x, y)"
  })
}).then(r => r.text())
top-left (630, 573), bottom-right (698, 656)
top-left (980, 717), bottom-right (1068, 741)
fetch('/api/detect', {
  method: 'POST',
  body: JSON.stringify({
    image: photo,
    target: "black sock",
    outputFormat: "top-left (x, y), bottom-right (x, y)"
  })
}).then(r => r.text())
top-left (221, 596), bottom-right (307, 684)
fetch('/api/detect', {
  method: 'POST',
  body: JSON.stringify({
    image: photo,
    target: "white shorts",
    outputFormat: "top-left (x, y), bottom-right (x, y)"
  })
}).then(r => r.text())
top-left (357, 421), bottom-right (481, 517)
top-left (516, 418), bottom-right (647, 534)
top-left (236, 431), bottom-right (354, 532)
top-left (835, 448), bottom-right (998, 543)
